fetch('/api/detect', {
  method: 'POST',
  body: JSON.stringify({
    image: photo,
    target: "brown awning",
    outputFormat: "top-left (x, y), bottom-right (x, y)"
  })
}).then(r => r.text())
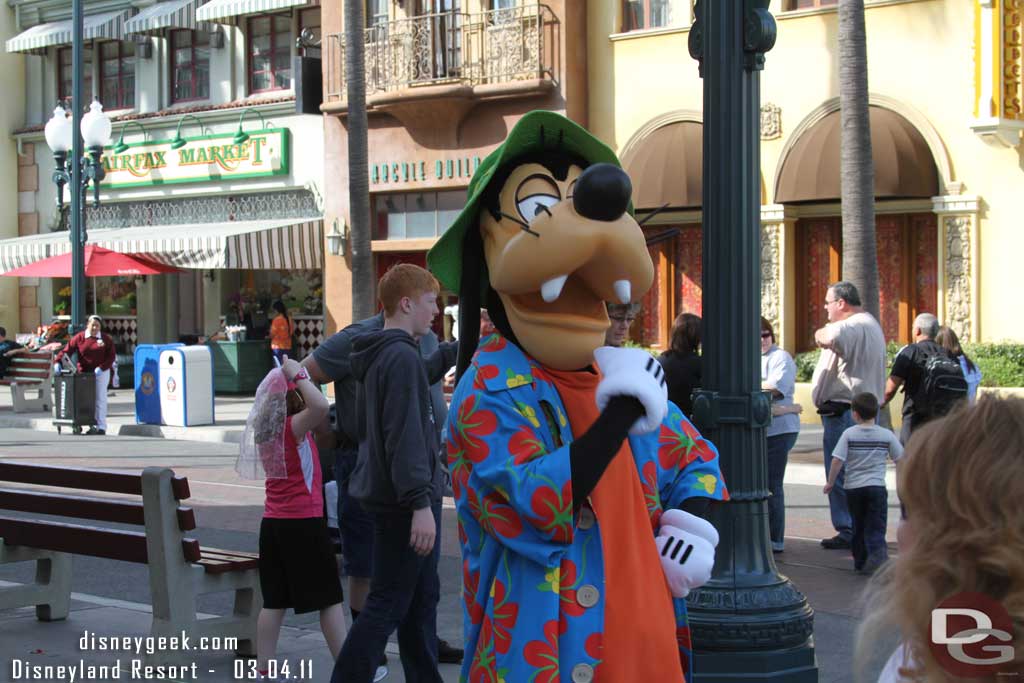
top-left (621, 121), bottom-right (703, 210)
top-left (775, 106), bottom-right (939, 204)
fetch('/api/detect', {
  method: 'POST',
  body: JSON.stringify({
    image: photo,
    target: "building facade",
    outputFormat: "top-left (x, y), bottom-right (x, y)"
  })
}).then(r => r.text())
top-left (320, 0), bottom-right (586, 335)
top-left (588, 0), bottom-right (1023, 352)
top-left (2, 0), bottom-right (327, 359)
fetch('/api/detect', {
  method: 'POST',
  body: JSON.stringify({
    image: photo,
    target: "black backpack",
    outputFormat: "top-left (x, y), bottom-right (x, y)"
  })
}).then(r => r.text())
top-left (917, 348), bottom-right (968, 417)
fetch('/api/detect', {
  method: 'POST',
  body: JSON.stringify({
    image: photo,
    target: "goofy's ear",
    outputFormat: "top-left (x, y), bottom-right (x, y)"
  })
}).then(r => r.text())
top-left (456, 226), bottom-right (483, 383)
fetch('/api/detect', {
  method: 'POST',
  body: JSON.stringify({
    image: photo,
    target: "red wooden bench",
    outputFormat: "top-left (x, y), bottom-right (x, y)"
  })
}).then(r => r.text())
top-left (0, 461), bottom-right (260, 663)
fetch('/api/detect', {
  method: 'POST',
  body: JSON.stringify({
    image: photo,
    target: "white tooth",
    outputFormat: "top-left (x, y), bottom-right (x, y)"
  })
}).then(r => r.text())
top-left (613, 279), bottom-right (632, 304)
top-left (540, 275), bottom-right (569, 303)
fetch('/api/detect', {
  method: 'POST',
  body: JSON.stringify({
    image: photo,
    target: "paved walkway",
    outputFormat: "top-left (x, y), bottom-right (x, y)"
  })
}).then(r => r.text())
top-left (0, 387), bottom-right (828, 449)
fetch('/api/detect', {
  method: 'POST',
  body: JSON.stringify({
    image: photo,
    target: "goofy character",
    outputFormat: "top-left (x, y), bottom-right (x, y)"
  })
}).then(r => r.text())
top-left (427, 111), bottom-right (728, 683)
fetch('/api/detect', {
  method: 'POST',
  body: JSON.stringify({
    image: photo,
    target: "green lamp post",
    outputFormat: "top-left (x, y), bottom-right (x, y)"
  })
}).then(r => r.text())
top-left (686, 1), bottom-right (818, 680)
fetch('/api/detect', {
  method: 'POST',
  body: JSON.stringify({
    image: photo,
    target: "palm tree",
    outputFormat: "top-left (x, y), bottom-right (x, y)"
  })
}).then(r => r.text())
top-left (838, 0), bottom-right (879, 320)
top-left (346, 0), bottom-right (374, 320)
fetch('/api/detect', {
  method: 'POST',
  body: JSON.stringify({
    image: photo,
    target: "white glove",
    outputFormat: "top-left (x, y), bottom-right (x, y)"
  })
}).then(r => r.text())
top-left (655, 508), bottom-right (719, 598)
top-left (53, 363), bottom-right (61, 374)
top-left (94, 367), bottom-right (102, 375)
top-left (593, 346), bottom-right (668, 435)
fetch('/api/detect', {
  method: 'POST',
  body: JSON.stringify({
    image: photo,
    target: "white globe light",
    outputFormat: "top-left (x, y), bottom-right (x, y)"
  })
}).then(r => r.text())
top-left (44, 106), bottom-right (72, 153)
top-left (80, 100), bottom-right (112, 149)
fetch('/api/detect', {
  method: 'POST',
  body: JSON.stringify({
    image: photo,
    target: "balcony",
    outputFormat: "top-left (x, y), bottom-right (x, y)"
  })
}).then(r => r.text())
top-left (323, 4), bottom-right (558, 125)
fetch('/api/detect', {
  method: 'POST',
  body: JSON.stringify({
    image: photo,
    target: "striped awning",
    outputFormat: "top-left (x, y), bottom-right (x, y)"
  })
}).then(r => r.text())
top-left (6, 10), bottom-right (133, 54)
top-left (196, 0), bottom-right (311, 23)
top-left (0, 218), bottom-right (323, 272)
top-left (124, 0), bottom-right (213, 36)
top-left (0, 232), bottom-right (62, 272)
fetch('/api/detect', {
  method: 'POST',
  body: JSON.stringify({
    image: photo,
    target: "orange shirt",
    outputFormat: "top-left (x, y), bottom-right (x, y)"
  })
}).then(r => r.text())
top-left (547, 367), bottom-right (684, 683)
top-left (270, 315), bottom-right (292, 350)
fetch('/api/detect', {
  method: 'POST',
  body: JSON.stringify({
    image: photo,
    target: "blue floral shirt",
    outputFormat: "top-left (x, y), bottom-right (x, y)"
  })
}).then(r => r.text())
top-left (445, 333), bottom-right (729, 683)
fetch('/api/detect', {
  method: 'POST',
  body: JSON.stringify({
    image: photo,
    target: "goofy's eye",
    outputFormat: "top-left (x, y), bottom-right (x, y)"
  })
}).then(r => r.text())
top-left (516, 194), bottom-right (559, 221)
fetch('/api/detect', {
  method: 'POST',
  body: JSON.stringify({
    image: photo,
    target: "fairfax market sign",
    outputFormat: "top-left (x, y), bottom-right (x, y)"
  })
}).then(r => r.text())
top-left (99, 128), bottom-right (290, 189)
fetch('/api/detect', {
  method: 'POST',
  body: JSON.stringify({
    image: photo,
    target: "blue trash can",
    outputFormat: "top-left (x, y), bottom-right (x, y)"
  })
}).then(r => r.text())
top-left (134, 343), bottom-right (183, 424)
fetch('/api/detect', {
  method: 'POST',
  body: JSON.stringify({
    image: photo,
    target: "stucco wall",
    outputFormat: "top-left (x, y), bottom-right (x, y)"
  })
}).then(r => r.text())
top-left (0, 6), bottom-right (25, 333)
top-left (587, 0), bottom-right (1024, 344)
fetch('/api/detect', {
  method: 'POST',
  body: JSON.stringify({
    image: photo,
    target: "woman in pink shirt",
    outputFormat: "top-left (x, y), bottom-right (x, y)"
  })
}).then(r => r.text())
top-left (254, 356), bottom-right (347, 678)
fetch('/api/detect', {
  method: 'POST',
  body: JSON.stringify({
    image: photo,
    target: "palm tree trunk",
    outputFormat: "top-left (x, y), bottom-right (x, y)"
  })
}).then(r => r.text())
top-left (346, 0), bottom-right (374, 320)
top-left (838, 0), bottom-right (880, 320)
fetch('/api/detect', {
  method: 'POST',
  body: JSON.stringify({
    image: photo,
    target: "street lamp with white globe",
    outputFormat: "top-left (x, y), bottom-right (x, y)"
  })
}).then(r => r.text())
top-left (43, 98), bottom-right (111, 332)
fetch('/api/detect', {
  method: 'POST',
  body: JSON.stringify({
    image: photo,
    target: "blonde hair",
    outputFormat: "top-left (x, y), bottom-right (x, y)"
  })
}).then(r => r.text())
top-left (856, 396), bottom-right (1024, 681)
top-left (378, 263), bottom-right (440, 317)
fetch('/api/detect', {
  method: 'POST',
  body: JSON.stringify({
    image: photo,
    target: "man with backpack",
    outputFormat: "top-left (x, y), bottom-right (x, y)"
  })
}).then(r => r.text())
top-left (883, 312), bottom-right (968, 444)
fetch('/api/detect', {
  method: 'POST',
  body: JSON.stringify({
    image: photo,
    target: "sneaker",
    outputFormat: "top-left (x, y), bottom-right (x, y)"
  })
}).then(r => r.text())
top-left (85, 427), bottom-right (106, 435)
top-left (373, 665), bottom-right (388, 682)
top-left (438, 638), bottom-right (464, 664)
top-left (820, 534), bottom-right (851, 550)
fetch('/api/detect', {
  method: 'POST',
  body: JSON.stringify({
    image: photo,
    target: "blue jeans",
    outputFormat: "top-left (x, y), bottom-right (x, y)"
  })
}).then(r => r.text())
top-left (846, 486), bottom-right (888, 569)
top-left (766, 432), bottom-right (798, 550)
top-left (331, 503), bottom-right (443, 683)
top-left (334, 448), bottom-right (375, 578)
top-left (822, 412), bottom-right (854, 540)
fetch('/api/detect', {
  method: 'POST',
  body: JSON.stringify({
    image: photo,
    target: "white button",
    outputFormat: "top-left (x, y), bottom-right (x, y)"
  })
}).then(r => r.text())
top-left (577, 584), bottom-right (599, 608)
top-left (571, 663), bottom-right (594, 683)
top-left (578, 506), bottom-right (595, 530)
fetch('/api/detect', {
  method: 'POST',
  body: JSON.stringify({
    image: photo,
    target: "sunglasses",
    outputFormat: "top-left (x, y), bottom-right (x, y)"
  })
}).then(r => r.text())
top-left (760, 332), bottom-right (772, 339)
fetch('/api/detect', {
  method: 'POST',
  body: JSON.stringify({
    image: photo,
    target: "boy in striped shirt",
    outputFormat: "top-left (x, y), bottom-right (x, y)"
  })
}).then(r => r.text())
top-left (824, 392), bottom-right (903, 575)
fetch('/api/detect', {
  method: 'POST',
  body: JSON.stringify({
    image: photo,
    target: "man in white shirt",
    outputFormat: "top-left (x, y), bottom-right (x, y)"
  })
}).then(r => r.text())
top-left (810, 281), bottom-right (887, 550)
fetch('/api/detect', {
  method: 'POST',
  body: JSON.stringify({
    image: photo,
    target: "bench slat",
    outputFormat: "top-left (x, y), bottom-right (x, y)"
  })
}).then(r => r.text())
top-left (197, 554), bottom-right (259, 574)
top-left (200, 548), bottom-right (259, 561)
top-left (0, 516), bottom-right (200, 563)
top-left (0, 489), bottom-right (196, 531)
top-left (0, 489), bottom-right (145, 526)
top-left (0, 462), bottom-right (190, 500)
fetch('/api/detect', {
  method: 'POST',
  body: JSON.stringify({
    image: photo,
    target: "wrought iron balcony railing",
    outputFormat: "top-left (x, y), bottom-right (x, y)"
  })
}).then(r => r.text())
top-left (324, 4), bottom-right (558, 104)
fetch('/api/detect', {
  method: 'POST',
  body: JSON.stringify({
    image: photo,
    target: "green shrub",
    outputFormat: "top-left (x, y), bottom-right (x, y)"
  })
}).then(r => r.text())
top-left (963, 343), bottom-right (1024, 388)
top-left (794, 341), bottom-right (1024, 387)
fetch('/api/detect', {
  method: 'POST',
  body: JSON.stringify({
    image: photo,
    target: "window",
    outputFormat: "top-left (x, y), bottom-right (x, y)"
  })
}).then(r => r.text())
top-left (786, 0), bottom-right (837, 9)
top-left (248, 14), bottom-right (292, 93)
top-left (491, 0), bottom-right (517, 8)
top-left (366, 0), bottom-right (388, 28)
top-left (374, 191), bottom-right (467, 240)
top-left (622, 0), bottom-right (673, 32)
top-left (57, 46), bottom-right (94, 104)
top-left (171, 30), bottom-right (210, 102)
top-left (99, 41), bottom-right (135, 110)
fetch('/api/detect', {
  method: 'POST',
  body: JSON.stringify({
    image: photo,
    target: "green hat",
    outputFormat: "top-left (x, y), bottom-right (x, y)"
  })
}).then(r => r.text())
top-left (427, 110), bottom-right (623, 295)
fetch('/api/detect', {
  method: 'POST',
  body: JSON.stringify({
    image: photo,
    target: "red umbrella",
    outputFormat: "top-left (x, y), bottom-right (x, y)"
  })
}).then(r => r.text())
top-left (2, 245), bottom-right (180, 277)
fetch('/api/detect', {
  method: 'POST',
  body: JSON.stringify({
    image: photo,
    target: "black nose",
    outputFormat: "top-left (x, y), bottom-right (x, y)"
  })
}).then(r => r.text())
top-left (572, 163), bottom-right (632, 222)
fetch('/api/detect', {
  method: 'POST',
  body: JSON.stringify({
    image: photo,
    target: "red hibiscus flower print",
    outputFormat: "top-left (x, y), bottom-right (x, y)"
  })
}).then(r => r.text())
top-left (479, 335), bottom-right (507, 353)
top-left (510, 425), bottom-right (545, 465)
top-left (456, 395), bottom-right (498, 463)
top-left (523, 620), bottom-right (560, 683)
top-left (640, 460), bottom-right (663, 529)
top-left (448, 432), bottom-right (471, 499)
top-left (469, 488), bottom-right (525, 540)
top-left (469, 617), bottom-right (497, 683)
top-left (490, 578), bottom-right (519, 654)
top-left (529, 482), bottom-right (573, 543)
top-left (463, 560), bottom-right (484, 625)
top-left (585, 631), bottom-right (603, 663)
top-left (676, 624), bottom-right (692, 650)
top-left (658, 423), bottom-right (698, 470)
top-left (558, 559), bottom-right (585, 619)
top-left (473, 364), bottom-right (501, 390)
